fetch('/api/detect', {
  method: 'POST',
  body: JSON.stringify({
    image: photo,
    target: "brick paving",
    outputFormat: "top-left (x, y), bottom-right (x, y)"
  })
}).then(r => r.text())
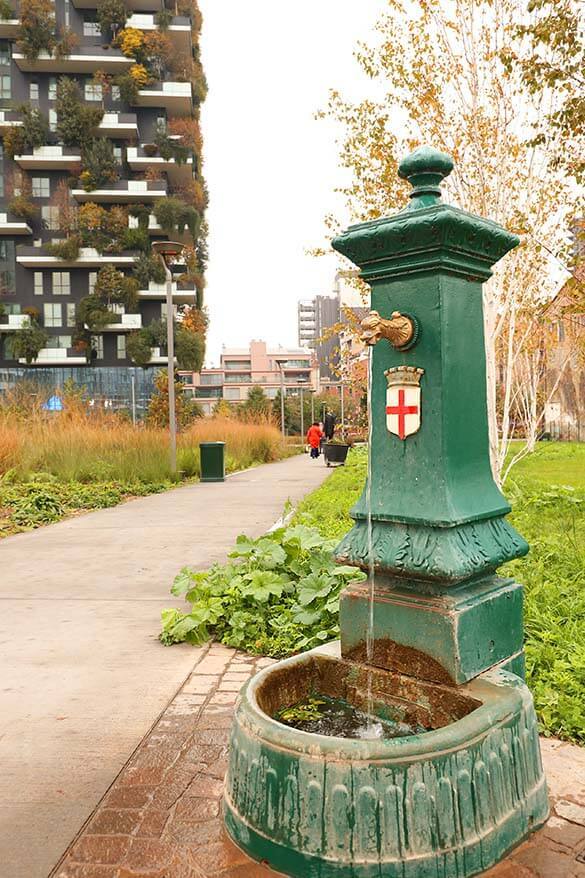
top-left (52, 643), bottom-right (585, 878)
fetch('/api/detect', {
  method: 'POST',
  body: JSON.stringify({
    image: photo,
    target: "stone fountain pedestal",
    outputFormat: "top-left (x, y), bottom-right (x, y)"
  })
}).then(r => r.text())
top-left (223, 147), bottom-right (549, 877)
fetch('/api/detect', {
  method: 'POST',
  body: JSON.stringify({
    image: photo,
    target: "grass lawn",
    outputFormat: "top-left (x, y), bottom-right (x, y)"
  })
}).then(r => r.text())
top-left (294, 444), bottom-right (585, 744)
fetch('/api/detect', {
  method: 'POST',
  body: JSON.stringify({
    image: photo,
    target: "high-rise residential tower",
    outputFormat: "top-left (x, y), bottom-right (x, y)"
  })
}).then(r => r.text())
top-left (0, 0), bottom-right (207, 402)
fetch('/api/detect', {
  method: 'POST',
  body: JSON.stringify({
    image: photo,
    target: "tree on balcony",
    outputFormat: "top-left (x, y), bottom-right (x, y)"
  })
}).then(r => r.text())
top-left (56, 78), bottom-right (104, 148)
top-left (97, 0), bottom-right (127, 37)
top-left (3, 105), bottom-right (48, 160)
top-left (17, 0), bottom-right (55, 60)
top-left (7, 313), bottom-right (48, 364)
top-left (132, 253), bottom-right (166, 288)
top-left (79, 139), bottom-right (119, 191)
top-left (153, 197), bottom-right (199, 238)
top-left (175, 325), bottom-right (204, 372)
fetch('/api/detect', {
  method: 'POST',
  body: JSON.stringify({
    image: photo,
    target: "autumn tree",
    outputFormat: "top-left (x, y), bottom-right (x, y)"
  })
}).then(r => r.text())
top-left (322, 0), bottom-right (576, 480)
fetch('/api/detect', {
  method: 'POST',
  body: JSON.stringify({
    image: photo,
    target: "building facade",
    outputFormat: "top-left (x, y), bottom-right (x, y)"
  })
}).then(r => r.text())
top-left (0, 0), bottom-right (205, 395)
top-left (297, 294), bottom-right (339, 379)
top-left (182, 340), bottom-right (319, 417)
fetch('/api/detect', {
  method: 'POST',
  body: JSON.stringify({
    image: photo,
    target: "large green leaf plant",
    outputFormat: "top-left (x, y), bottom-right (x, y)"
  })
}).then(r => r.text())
top-left (160, 524), bottom-right (366, 656)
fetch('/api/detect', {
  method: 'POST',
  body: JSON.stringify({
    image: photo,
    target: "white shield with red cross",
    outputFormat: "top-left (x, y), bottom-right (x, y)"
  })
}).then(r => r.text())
top-left (385, 366), bottom-right (424, 440)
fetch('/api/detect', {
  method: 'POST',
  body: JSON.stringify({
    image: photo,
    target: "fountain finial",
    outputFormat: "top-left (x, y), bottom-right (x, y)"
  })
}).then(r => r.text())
top-left (398, 145), bottom-right (453, 209)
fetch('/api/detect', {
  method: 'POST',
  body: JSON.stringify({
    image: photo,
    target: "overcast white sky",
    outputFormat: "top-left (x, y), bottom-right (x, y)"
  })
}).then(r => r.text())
top-left (198, 0), bottom-right (387, 365)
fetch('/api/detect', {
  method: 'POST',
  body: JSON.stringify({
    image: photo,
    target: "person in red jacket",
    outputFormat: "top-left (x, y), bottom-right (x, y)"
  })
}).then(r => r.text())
top-left (306, 421), bottom-right (324, 459)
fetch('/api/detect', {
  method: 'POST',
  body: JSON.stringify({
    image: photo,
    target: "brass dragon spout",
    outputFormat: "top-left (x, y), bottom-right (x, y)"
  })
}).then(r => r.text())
top-left (360, 310), bottom-right (416, 350)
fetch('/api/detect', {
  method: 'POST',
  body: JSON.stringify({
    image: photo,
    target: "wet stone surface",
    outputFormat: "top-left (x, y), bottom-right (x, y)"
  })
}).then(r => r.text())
top-left (52, 643), bottom-right (585, 878)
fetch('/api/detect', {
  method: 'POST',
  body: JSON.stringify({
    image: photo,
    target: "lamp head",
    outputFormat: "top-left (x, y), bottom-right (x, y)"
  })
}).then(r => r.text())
top-left (152, 240), bottom-right (184, 267)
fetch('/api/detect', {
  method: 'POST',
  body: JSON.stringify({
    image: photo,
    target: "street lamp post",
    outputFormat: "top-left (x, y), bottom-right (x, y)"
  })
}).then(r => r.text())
top-left (299, 385), bottom-right (304, 440)
top-left (152, 240), bottom-right (184, 475)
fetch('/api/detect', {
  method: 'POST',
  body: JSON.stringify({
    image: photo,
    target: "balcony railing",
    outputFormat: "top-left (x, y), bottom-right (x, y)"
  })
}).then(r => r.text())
top-left (14, 145), bottom-right (82, 170)
top-left (19, 347), bottom-right (87, 365)
top-left (13, 46), bottom-right (133, 73)
top-left (126, 146), bottom-right (194, 186)
top-left (72, 180), bottom-right (167, 203)
top-left (0, 212), bottom-right (32, 235)
top-left (97, 113), bottom-right (139, 139)
top-left (138, 280), bottom-right (197, 304)
top-left (17, 246), bottom-right (138, 267)
top-left (126, 14), bottom-right (191, 53)
top-left (135, 81), bottom-right (192, 116)
top-left (0, 109), bottom-right (22, 129)
top-left (72, 0), bottom-right (162, 11)
top-left (0, 313), bottom-right (29, 331)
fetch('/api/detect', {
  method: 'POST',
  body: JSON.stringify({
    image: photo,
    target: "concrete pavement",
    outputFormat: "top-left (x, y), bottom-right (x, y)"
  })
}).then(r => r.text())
top-left (0, 454), bottom-right (329, 878)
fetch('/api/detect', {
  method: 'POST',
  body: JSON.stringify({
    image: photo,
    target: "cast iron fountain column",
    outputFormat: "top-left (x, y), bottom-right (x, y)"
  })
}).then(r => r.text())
top-left (223, 147), bottom-right (549, 878)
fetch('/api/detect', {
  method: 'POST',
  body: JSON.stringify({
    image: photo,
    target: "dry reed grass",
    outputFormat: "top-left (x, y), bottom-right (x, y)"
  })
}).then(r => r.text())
top-left (0, 408), bottom-right (289, 483)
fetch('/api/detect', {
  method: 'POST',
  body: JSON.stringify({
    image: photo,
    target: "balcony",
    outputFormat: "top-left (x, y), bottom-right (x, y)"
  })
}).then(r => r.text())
top-left (72, 0), bottom-right (161, 11)
top-left (17, 246), bottom-right (137, 268)
top-left (13, 46), bottom-right (133, 74)
top-left (20, 347), bottom-right (86, 365)
top-left (14, 145), bottom-right (82, 170)
top-left (126, 145), bottom-right (194, 186)
top-left (138, 281), bottom-right (197, 304)
top-left (0, 212), bottom-right (32, 235)
top-left (97, 112), bottom-right (139, 139)
top-left (0, 314), bottom-right (30, 331)
top-left (0, 17), bottom-right (20, 38)
top-left (72, 180), bottom-right (167, 203)
top-left (135, 81), bottom-right (192, 116)
top-left (0, 109), bottom-right (22, 129)
top-left (94, 313), bottom-right (142, 332)
top-left (148, 346), bottom-right (176, 365)
top-left (126, 14), bottom-right (191, 54)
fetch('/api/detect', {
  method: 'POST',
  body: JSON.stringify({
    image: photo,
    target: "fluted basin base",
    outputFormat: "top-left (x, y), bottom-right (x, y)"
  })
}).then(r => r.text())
top-left (223, 642), bottom-right (548, 878)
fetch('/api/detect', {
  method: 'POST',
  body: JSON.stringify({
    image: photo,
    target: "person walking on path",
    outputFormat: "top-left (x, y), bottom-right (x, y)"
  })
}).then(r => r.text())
top-left (306, 421), bottom-right (324, 459)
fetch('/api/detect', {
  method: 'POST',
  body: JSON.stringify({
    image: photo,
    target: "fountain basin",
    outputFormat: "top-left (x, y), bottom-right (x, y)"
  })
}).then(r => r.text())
top-left (224, 642), bottom-right (548, 878)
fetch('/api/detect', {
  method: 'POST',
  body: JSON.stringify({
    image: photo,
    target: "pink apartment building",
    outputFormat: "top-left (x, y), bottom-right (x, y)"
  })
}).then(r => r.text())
top-left (180, 339), bottom-right (320, 416)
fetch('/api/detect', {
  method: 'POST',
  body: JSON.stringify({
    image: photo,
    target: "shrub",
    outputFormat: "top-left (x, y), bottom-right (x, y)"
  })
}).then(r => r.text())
top-left (175, 326), bottom-right (204, 371)
top-left (8, 195), bottom-right (39, 223)
top-left (77, 294), bottom-right (117, 329)
top-left (133, 253), bottom-right (166, 287)
top-left (0, 0), bottom-right (14, 20)
top-left (45, 236), bottom-right (80, 260)
top-left (2, 126), bottom-right (24, 160)
top-left (129, 63), bottom-right (150, 87)
top-left (17, 0), bottom-right (55, 59)
top-left (7, 320), bottom-right (48, 363)
top-left (117, 26), bottom-right (144, 58)
top-left (121, 226), bottom-right (149, 252)
top-left (54, 26), bottom-right (78, 59)
top-left (127, 328), bottom-right (153, 366)
top-left (114, 72), bottom-right (139, 104)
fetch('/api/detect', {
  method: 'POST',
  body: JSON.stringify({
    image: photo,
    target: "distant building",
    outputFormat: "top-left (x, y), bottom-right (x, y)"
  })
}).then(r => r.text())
top-left (181, 339), bottom-right (319, 417)
top-left (298, 270), bottom-right (362, 381)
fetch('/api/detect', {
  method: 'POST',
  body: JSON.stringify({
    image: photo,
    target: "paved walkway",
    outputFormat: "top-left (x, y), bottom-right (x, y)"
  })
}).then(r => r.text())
top-left (0, 455), bottom-right (329, 878)
top-left (53, 643), bottom-right (585, 878)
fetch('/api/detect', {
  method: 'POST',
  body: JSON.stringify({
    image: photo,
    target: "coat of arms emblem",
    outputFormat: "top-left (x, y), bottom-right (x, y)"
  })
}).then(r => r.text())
top-left (385, 366), bottom-right (424, 440)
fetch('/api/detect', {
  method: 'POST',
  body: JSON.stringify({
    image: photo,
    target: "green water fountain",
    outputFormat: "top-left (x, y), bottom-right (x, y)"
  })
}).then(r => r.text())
top-left (223, 147), bottom-right (549, 877)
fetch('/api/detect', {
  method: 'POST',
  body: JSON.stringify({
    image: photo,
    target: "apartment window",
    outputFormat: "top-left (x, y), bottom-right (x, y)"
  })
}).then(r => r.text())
top-left (0, 239), bottom-right (15, 293)
top-left (53, 334), bottom-right (71, 349)
top-left (111, 85), bottom-right (121, 102)
top-left (41, 206), bottom-right (60, 230)
top-left (48, 77), bottom-right (57, 101)
top-left (113, 145), bottom-right (122, 164)
top-left (29, 81), bottom-right (39, 101)
top-left (32, 177), bottom-right (50, 198)
top-left (0, 74), bottom-right (10, 100)
top-left (66, 304), bottom-right (76, 327)
top-left (0, 42), bottom-right (9, 67)
top-left (44, 303), bottom-right (62, 327)
top-left (64, 0), bottom-right (70, 26)
top-left (49, 109), bottom-right (57, 132)
top-left (52, 272), bottom-right (70, 295)
top-left (83, 18), bottom-right (101, 37)
top-left (87, 271), bottom-right (97, 294)
top-left (85, 82), bottom-right (102, 102)
top-left (34, 272), bottom-right (43, 295)
top-left (92, 335), bottom-right (104, 360)
top-left (116, 335), bottom-right (126, 359)
top-left (224, 387), bottom-right (241, 401)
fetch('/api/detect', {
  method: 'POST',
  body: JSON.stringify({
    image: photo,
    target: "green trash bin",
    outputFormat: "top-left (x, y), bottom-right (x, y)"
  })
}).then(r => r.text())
top-left (199, 441), bottom-right (225, 482)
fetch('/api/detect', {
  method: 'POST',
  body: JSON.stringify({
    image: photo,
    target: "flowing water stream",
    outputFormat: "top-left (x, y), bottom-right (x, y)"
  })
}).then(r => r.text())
top-left (360, 345), bottom-right (382, 739)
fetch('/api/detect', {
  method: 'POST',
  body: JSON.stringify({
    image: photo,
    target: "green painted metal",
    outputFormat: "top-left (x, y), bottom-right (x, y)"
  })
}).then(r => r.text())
top-left (332, 149), bottom-right (527, 581)
top-left (340, 576), bottom-right (524, 685)
top-left (223, 147), bottom-right (547, 877)
top-left (224, 645), bottom-right (549, 878)
top-left (199, 441), bottom-right (225, 482)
